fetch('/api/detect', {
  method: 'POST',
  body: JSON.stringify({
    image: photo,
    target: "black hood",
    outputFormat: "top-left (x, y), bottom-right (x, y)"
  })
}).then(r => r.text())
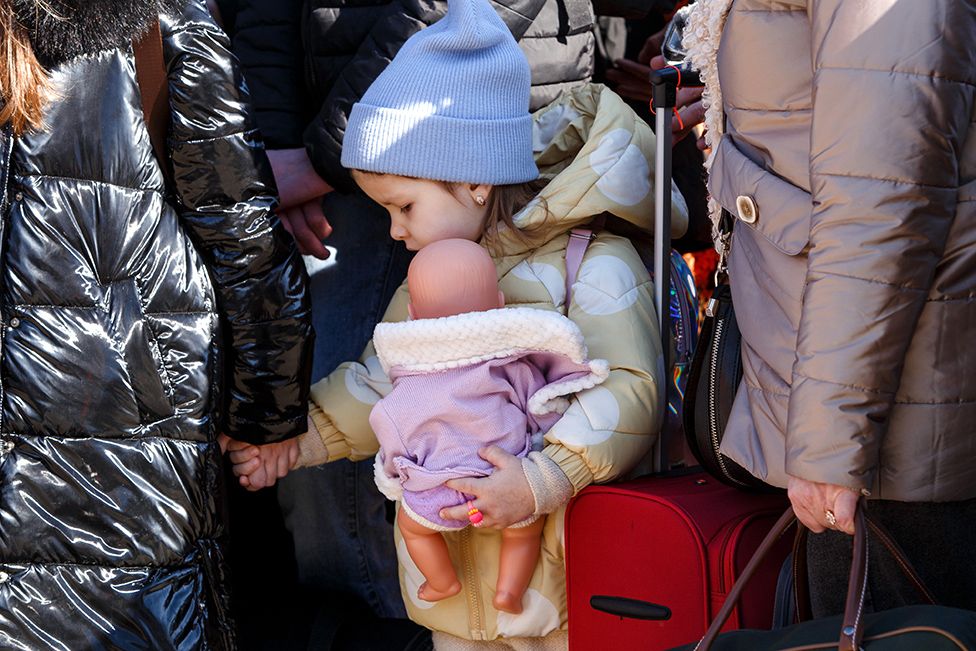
top-left (13, 0), bottom-right (186, 68)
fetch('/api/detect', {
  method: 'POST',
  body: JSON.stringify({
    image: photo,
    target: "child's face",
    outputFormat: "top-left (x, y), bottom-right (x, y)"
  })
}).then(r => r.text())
top-left (352, 171), bottom-right (489, 251)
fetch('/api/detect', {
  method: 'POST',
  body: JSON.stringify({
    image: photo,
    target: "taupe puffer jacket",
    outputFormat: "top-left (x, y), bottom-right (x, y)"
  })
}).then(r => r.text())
top-left (685, 0), bottom-right (976, 501)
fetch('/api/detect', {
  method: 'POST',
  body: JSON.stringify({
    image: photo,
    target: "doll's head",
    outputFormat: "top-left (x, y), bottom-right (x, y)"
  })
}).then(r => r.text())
top-left (407, 239), bottom-right (503, 320)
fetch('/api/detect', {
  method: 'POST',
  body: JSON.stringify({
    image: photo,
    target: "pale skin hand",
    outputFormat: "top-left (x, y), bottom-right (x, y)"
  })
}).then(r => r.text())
top-left (438, 446), bottom-right (536, 528)
top-left (277, 197), bottom-right (333, 259)
top-left (226, 438), bottom-right (300, 491)
top-left (266, 148), bottom-right (334, 260)
top-left (787, 475), bottom-right (859, 535)
top-left (266, 148), bottom-right (333, 209)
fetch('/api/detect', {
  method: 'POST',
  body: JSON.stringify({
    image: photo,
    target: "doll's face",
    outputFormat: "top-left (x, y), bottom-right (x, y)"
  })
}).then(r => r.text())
top-left (351, 171), bottom-right (490, 251)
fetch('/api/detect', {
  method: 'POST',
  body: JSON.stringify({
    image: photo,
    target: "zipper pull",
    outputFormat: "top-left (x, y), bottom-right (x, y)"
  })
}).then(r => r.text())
top-left (706, 298), bottom-right (717, 318)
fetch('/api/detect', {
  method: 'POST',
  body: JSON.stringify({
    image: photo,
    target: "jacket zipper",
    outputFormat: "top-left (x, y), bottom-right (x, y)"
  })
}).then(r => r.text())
top-left (705, 300), bottom-right (747, 488)
top-left (0, 126), bottom-right (14, 441)
top-left (460, 528), bottom-right (486, 640)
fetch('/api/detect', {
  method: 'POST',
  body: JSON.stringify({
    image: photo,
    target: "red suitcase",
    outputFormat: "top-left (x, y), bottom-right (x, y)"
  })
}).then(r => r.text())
top-left (565, 473), bottom-right (790, 650)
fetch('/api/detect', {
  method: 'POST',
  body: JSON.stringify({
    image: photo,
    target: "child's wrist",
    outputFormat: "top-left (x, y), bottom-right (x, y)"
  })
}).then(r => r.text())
top-left (521, 451), bottom-right (573, 516)
top-left (294, 416), bottom-right (329, 468)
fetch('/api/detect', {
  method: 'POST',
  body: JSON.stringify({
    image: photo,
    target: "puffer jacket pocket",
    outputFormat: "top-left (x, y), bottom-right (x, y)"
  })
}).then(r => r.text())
top-left (709, 136), bottom-right (811, 256)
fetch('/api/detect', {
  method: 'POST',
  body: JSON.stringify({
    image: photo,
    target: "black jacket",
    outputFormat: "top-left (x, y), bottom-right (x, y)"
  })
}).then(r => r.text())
top-left (222, 0), bottom-right (595, 193)
top-left (0, 1), bottom-right (312, 648)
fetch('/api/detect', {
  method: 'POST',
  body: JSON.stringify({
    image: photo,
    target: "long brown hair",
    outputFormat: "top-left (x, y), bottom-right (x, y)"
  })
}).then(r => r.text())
top-left (0, 1), bottom-right (56, 135)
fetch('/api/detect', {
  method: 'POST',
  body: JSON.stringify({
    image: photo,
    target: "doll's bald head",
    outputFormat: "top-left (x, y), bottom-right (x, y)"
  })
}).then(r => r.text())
top-left (407, 239), bottom-right (504, 320)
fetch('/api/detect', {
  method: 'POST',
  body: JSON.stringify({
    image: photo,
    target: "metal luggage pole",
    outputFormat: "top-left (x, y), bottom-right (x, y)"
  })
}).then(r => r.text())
top-left (650, 66), bottom-right (700, 472)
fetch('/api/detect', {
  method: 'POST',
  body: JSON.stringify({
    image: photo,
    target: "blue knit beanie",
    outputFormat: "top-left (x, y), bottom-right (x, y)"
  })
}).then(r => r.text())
top-left (341, 0), bottom-right (538, 185)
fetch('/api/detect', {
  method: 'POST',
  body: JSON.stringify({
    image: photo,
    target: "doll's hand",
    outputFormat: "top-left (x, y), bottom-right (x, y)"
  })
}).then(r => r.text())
top-left (440, 446), bottom-right (535, 528)
top-left (227, 438), bottom-right (299, 491)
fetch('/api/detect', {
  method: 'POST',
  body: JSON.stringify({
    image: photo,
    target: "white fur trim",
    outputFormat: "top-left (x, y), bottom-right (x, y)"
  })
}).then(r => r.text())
top-left (373, 307), bottom-right (591, 374)
top-left (526, 358), bottom-right (610, 416)
top-left (684, 0), bottom-right (734, 253)
top-left (373, 453), bottom-right (403, 501)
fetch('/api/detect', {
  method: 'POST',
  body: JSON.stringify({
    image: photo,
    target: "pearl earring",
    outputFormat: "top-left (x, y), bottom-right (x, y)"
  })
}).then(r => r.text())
top-left (475, 195), bottom-right (486, 206)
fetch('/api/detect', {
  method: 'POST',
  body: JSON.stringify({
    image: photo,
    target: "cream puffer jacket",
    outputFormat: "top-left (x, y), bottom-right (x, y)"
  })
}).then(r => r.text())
top-left (685, 0), bottom-right (976, 501)
top-left (304, 83), bottom-right (688, 641)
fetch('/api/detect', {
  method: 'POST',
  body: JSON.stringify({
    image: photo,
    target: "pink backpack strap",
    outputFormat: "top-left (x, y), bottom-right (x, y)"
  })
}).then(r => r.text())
top-left (563, 216), bottom-right (606, 315)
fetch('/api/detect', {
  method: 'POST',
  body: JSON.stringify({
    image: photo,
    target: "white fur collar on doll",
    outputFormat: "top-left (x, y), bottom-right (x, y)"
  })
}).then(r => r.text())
top-left (683, 0), bottom-right (735, 252)
top-left (374, 306), bottom-right (596, 375)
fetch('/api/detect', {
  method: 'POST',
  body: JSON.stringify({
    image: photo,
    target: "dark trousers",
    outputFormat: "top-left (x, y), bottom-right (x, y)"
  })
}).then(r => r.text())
top-left (806, 498), bottom-right (976, 618)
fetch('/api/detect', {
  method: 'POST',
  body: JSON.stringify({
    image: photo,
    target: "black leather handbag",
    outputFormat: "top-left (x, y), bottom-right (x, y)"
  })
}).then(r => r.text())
top-left (682, 213), bottom-right (770, 490)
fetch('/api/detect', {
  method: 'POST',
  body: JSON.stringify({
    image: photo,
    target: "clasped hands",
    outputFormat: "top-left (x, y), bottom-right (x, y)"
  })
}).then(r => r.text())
top-left (224, 439), bottom-right (536, 527)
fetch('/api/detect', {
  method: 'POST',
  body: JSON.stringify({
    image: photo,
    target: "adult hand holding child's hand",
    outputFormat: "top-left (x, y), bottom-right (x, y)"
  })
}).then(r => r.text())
top-left (439, 446), bottom-right (536, 528)
top-left (226, 438), bottom-right (300, 491)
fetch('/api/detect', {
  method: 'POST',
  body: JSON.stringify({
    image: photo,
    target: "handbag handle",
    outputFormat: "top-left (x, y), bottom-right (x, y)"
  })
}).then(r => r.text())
top-left (695, 498), bottom-right (935, 651)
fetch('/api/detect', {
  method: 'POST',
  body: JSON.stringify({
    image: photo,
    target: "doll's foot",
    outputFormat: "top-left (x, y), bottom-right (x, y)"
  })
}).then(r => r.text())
top-left (493, 590), bottom-right (524, 614)
top-left (418, 580), bottom-right (461, 602)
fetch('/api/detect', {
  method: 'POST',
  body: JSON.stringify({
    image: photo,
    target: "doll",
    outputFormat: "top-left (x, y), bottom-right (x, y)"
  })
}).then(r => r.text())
top-left (369, 239), bottom-right (610, 613)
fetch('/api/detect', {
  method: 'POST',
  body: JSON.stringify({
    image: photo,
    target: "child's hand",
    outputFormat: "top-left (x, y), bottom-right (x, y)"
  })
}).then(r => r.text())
top-left (439, 446), bottom-right (535, 528)
top-left (226, 438), bottom-right (300, 491)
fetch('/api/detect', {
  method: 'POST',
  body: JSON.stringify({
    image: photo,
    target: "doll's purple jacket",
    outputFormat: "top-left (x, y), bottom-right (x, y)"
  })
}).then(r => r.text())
top-left (369, 307), bottom-right (610, 531)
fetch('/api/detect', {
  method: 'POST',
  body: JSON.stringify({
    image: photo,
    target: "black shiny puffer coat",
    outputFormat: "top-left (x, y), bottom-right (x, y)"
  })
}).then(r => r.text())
top-left (0, 2), bottom-right (313, 649)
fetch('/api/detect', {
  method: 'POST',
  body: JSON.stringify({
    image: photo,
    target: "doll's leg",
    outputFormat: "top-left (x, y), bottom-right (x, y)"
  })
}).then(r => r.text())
top-left (494, 517), bottom-right (546, 614)
top-left (396, 507), bottom-right (461, 602)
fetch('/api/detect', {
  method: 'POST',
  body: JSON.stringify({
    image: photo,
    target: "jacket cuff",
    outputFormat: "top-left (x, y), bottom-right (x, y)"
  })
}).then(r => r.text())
top-left (542, 444), bottom-right (595, 496)
top-left (308, 402), bottom-right (353, 461)
top-left (522, 452), bottom-right (574, 515)
top-left (225, 412), bottom-right (306, 445)
top-left (294, 416), bottom-right (330, 468)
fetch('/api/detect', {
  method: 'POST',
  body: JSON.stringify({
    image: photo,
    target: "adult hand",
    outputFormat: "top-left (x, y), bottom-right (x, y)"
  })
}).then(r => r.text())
top-left (606, 57), bottom-right (705, 148)
top-left (227, 438), bottom-right (300, 491)
top-left (266, 148), bottom-right (333, 210)
top-left (787, 475), bottom-right (859, 535)
top-left (637, 27), bottom-right (666, 66)
top-left (277, 197), bottom-right (333, 259)
top-left (439, 446), bottom-right (535, 529)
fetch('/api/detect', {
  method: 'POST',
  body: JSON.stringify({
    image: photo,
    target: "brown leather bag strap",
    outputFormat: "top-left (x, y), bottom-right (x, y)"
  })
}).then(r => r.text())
top-left (839, 502), bottom-right (869, 651)
top-left (792, 524), bottom-right (813, 622)
top-left (132, 20), bottom-right (171, 183)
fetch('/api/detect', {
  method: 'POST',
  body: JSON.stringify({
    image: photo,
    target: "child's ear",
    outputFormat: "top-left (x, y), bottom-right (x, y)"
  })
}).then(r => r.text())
top-left (408, 303), bottom-right (416, 320)
top-left (469, 183), bottom-right (492, 206)
top-left (498, 290), bottom-right (505, 308)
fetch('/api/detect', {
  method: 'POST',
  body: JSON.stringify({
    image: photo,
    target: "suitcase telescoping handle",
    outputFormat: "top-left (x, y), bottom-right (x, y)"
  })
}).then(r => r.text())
top-left (650, 64), bottom-right (702, 473)
top-left (585, 64), bottom-right (706, 629)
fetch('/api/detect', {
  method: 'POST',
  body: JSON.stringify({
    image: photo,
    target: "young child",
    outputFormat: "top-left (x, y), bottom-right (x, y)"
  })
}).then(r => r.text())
top-left (373, 238), bottom-right (609, 614)
top-left (230, 0), bottom-right (687, 645)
